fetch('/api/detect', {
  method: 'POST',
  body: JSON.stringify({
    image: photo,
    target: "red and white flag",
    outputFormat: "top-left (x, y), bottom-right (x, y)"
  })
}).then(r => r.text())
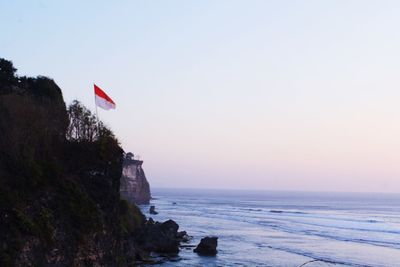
top-left (94, 84), bottom-right (116, 110)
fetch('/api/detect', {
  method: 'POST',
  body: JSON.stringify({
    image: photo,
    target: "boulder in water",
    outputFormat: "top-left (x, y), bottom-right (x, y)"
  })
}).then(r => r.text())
top-left (193, 236), bottom-right (218, 256)
top-left (150, 205), bottom-right (158, 215)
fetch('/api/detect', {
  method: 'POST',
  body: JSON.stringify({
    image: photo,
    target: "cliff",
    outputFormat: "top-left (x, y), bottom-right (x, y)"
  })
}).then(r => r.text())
top-left (0, 58), bottom-right (145, 266)
top-left (0, 58), bottom-right (187, 266)
top-left (120, 153), bottom-right (151, 204)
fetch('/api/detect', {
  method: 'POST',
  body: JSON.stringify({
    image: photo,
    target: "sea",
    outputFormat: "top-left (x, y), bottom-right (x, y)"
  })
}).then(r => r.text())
top-left (139, 188), bottom-right (400, 267)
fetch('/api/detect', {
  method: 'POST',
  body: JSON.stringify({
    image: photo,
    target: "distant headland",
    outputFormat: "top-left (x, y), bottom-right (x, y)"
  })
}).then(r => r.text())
top-left (120, 152), bottom-right (151, 205)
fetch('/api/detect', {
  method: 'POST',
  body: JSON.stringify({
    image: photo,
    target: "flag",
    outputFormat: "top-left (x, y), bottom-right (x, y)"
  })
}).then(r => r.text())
top-left (94, 84), bottom-right (116, 110)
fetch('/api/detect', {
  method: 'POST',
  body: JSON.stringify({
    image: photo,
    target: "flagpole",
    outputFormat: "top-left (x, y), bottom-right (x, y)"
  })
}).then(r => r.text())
top-left (94, 84), bottom-right (100, 129)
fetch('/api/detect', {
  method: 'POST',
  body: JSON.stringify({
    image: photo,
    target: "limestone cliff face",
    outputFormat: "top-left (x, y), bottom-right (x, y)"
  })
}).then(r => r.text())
top-left (120, 153), bottom-right (151, 204)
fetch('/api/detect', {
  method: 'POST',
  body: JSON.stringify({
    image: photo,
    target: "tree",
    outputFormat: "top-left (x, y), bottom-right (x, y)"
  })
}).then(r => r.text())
top-left (0, 59), bottom-right (16, 82)
top-left (66, 100), bottom-right (114, 142)
top-left (0, 58), bottom-right (18, 94)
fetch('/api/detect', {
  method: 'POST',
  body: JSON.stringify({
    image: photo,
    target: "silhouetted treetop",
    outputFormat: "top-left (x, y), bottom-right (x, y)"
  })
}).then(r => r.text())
top-left (0, 58), bottom-right (17, 83)
top-left (0, 58), bottom-right (18, 93)
top-left (0, 58), bottom-right (65, 106)
top-left (67, 100), bottom-right (116, 142)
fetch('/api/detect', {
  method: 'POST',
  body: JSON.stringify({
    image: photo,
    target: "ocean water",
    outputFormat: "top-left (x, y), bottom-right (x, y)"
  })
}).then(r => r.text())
top-left (139, 189), bottom-right (400, 267)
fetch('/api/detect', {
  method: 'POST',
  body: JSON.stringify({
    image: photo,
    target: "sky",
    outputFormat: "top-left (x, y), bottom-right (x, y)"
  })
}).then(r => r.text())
top-left (1, 0), bottom-right (400, 192)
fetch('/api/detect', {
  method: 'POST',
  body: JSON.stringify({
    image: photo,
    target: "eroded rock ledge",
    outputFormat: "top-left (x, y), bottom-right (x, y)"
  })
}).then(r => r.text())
top-left (120, 152), bottom-right (151, 204)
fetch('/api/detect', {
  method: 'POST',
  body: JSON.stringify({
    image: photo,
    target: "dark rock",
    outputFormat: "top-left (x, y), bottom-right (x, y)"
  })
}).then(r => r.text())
top-left (177, 231), bottom-right (192, 243)
top-left (150, 205), bottom-right (158, 215)
top-left (137, 219), bottom-right (181, 254)
top-left (180, 245), bottom-right (196, 248)
top-left (194, 236), bottom-right (218, 256)
top-left (147, 217), bottom-right (155, 225)
top-left (176, 231), bottom-right (187, 239)
top-left (181, 235), bottom-right (192, 243)
top-left (160, 219), bottom-right (179, 234)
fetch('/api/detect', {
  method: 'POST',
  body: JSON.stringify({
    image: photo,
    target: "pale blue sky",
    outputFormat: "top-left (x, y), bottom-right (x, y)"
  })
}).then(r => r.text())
top-left (2, 0), bottom-right (400, 192)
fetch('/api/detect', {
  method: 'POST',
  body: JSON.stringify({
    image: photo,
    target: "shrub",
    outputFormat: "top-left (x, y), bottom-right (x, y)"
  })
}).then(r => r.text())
top-left (119, 199), bottom-right (145, 236)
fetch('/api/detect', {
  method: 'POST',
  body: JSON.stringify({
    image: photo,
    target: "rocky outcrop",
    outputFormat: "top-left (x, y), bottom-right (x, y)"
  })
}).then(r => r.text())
top-left (137, 219), bottom-right (185, 254)
top-left (194, 237), bottom-right (218, 256)
top-left (120, 153), bottom-right (151, 204)
top-left (150, 206), bottom-right (158, 215)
